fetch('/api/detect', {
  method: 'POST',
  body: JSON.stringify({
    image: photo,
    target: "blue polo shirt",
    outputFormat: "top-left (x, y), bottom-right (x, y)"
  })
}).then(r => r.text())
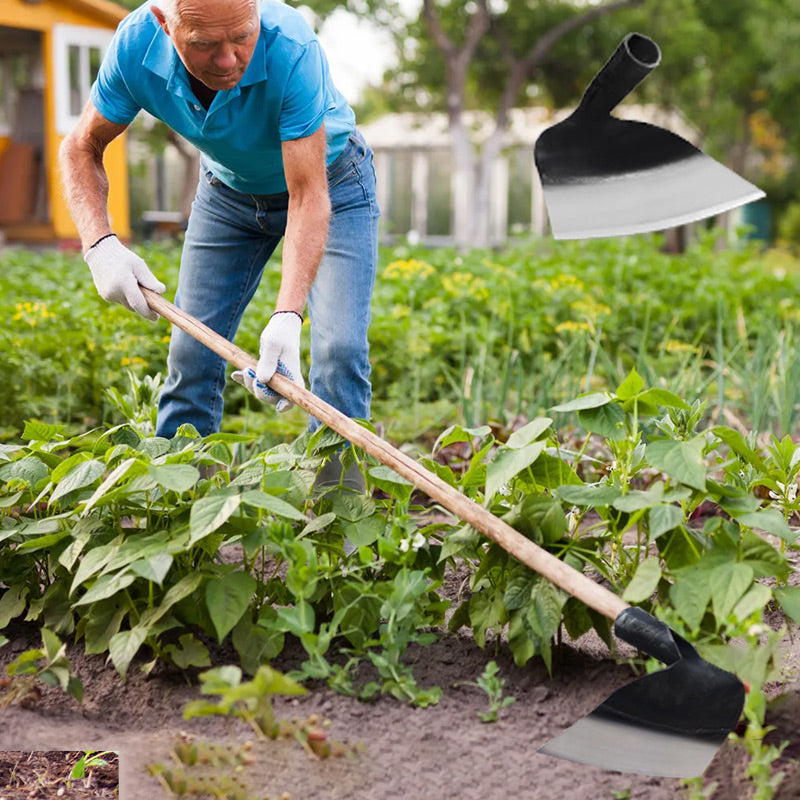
top-left (91, 1), bottom-right (355, 194)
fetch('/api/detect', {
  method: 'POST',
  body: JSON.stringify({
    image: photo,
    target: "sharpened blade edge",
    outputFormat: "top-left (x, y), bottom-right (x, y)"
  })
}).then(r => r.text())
top-left (539, 711), bottom-right (726, 778)
top-left (543, 153), bottom-right (765, 240)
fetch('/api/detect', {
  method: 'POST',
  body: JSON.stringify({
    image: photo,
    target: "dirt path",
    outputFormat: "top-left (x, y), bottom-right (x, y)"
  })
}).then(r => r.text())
top-left (2, 622), bottom-right (799, 800)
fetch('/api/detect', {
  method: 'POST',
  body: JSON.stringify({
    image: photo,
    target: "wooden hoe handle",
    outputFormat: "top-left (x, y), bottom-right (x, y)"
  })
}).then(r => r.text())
top-left (142, 288), bottom-right (629, 622)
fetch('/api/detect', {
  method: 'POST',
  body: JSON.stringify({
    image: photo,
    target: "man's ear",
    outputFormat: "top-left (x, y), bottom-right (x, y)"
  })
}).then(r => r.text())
top-left (150, 6), bottom-right (170, 35)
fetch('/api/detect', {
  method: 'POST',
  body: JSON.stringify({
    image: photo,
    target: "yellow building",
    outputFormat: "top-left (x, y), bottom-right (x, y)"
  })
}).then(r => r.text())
top-left (0, 0), bottom-right (128, 245)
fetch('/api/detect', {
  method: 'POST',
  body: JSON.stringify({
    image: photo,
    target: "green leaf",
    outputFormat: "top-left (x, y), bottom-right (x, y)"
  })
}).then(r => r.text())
top-left (648, 504), bottom-right (685, 539)
top-left (109, 627), bottom-right (148, 679)
top-left (637, 388), bottom-right (691, 411)
top-left (50, 460), bottom-right (105, 505)
top-left (300, 512), bottom-right (337, 536)
top-left (164, 633), bottom-right (212, 670)
top-left (528, 453), bottom-right (582, 489)
top-left (525, 579), bottom-right (568, 671)
top-left (732, 583), bottom-right (771, 622)
top-left (505, 417), bottom-right (552, 449)
top-left (485, 441), bottom-right (546, 499)
top-left (189, 489), bottom-right (241, 545)
top-left (669, 568), bottom-right (712, 631)
top-left (622, 556), bottom-right (662, 603)
top-left (613, 484), bottom-right (667, 512)
top-left (205, 571), bottom-right (257, 642)
top-left (645, 438), bottom-right (706, 491)
top-left (367, 465), bottom-right (413, 502)
top-left (233, 615), bottom-right (285, 674)
top-left (439, 525), bottom-right (481, 561)
top-left (147, 463), bottom-right (200, 494)
top-left (709, 562), bottom-right (754, 622)
top-left (82, 457), bottom-right (140, 515)
top-left (433, 424), bottom-right (492, 452)
top-left (0, 457), bottom-right (49, 488)
top-left (130, 553), bottom-right (173, 585)
top-left (73, 572), bottom-right (136, 607)
top-left (276, 601), bottom-right (315, 636)
top-left (710, 426), bottom-right (765, 471)
top-left (0, 490), bottom-right (22, 508)
top-left (22, 421), bottom-right (65, 442)
top-left (0, 584), bottom-right (28, 628)
top-left (508, 610), bottom-right (535, 667)
top-left (774, 586), bottom-right (800, 624)
top-left (502, 572), bottom-right (533, 611)
top-left (549, 393), bottom-right (611, 412)
top-left (577, 402), bottom-right (627, 440)
top-left (138, 573), bottom-right (204, 629)
top-left (469, 590), bottom-right (506, 649)
top-left (736, 508), bottom-right (796, 542)
top-left (84, 601), bottom-right (127, 655)
top-left (615, 368), bottom-right (645, 400)
top-left (343, 516), bottom-right (384, 547)
top-left (556, 484), bottom-right (621, 507)
top-left (241, 489), bottom-right (305, 521)
top-left (16, 530), bottom-right (70, 553)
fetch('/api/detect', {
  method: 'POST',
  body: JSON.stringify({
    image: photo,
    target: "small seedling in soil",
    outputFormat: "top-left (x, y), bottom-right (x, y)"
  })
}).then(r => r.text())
top-left (455, 660), bottom-right (516, 723)
top-left (70, 751), bottom-right (117, 784)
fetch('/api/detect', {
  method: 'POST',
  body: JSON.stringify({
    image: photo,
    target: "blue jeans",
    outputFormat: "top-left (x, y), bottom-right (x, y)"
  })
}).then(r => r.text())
top-left (155, 130), bottom-right (380, 438)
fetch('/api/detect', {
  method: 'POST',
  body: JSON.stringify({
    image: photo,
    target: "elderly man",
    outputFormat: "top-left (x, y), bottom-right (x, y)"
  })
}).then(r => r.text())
top-left (59, 0), bottom-right (379, 488)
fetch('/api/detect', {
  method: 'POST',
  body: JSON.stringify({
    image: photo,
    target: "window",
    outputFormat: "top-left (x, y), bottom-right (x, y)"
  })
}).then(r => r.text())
top-left (52, 24), bottom-right (112, 135)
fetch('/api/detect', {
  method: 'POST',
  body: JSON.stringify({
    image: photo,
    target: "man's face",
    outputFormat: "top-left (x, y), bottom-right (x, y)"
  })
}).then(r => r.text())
top-left (153, 0), bottom-right (260, 91)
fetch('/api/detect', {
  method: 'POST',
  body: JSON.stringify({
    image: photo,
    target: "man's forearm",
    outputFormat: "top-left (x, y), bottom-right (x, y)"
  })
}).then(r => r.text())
top-left (58, 102), bottom-right (128, 252)
top-left (59, 135), bottom-right (114, 252)
top-left (276, 189), bottom-right (331, 315)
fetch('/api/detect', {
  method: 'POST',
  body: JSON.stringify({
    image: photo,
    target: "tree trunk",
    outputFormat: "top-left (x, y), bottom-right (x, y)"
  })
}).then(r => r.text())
top-left (450, 118), bottom-right (477, 248)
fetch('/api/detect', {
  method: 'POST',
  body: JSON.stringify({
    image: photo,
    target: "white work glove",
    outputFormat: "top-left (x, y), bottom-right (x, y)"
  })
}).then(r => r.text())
top-left (83, 234), bottom-right (166, 321)
top-left (231, 311), bottom-right (304, 412)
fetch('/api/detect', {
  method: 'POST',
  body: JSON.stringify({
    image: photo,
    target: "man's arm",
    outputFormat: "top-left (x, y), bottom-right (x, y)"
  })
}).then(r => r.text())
top-left (276, 125), bottom-right (331, 315)
top-left (233, 125), bottom-right (330, 410)
top-left (58, 101), bottom-right (129, 252)
top-left (58, 100), bottom-right (165, 320)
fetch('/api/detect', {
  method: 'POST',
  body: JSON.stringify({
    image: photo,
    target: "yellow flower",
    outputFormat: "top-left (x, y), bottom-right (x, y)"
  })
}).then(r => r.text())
top-left (570, 299), bottom-right (611, 319)
top-left (441, 271), bottom-right (489, 301)
top-left (555, 320), bottom-right (590, 333)
top-left (664, 340), bottom-right (699, 354)
top-left (383, 258), bottom-right (435, 281)
top-left (548, 274), bottom-right (585, 292)
top-left (120, 356), bottom-right (149, 368)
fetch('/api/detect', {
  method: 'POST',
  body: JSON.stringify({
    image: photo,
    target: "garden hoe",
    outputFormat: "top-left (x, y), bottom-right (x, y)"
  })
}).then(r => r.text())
top-left (533, 32), bottom-right (765, 239)
top-left (142, 288), bottom-right (745, 778)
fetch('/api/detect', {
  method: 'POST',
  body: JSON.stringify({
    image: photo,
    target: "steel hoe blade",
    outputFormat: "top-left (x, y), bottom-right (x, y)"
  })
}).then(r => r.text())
top-left (534, 33), bottom-right (765, 240)
top-left (539, 608), bottom-right (745, 777)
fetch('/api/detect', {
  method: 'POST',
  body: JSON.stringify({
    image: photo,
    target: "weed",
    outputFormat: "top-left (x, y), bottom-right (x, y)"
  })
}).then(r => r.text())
top-left (458, 660), bottom-right (516, 723)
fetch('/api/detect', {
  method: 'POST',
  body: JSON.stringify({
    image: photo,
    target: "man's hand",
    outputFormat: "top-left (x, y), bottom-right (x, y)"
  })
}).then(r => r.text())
top-left (231, 311), bottom-right (304, 412)
top-left (84, 235), bottom-right (166, 321)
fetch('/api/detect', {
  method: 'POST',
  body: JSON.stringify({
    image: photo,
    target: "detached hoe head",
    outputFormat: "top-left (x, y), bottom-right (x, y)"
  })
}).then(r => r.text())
top-left (539, 608), bottom-right (746, 777)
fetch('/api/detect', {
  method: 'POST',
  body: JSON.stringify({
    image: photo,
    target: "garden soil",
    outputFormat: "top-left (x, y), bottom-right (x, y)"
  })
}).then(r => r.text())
top-left (1, 583), bottom-right (799, 800)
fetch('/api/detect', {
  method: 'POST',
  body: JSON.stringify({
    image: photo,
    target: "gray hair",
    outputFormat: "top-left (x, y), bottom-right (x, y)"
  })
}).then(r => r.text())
top-left (153, 0), bottom-right (260, 28)
top-left (153, 0), bottom-right (181, 28)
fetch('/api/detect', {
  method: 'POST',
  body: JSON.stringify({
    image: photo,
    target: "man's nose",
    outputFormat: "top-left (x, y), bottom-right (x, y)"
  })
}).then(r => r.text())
top-left (213, 43), bottom-right (237, 69)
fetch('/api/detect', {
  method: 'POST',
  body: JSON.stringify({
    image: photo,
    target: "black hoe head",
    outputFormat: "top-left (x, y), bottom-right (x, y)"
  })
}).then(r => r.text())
top-left (539, 608), bottom-right (746, 777)
top-left (533, 32), bottom-right (765, 238)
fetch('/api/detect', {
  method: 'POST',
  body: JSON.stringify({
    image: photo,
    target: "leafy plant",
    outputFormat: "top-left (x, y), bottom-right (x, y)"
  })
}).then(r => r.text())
top-left (0, 628), bottom-right (82, 706)
top-left (472, 660), bottom-right (515, 722)
top-left (70, 750), bottom-right (115, 781)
